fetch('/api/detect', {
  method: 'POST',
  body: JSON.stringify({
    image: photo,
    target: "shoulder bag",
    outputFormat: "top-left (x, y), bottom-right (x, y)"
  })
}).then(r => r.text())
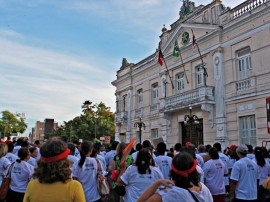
top-left (0, 162), bottom-right (15, 200)
top-left (95, 159), bottom-right (110, 196)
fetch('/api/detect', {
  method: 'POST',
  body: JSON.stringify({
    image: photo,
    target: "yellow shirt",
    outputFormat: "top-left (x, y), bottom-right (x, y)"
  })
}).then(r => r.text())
top-left (23, 179), bottom-right (86, 202)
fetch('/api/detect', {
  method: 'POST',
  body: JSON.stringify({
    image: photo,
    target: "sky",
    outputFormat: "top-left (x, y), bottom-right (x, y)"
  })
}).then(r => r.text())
top-left (0, 0), bottom-right (246, 135)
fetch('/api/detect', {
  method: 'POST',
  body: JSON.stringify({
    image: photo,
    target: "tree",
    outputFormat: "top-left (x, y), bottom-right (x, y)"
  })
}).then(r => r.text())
top-left (50, 100), bottom-right (115, 142)
top-left (0, 110), bottom-right (27, 139)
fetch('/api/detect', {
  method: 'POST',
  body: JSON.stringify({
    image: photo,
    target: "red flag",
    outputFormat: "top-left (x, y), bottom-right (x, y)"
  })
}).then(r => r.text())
top-left (191, 29), bottom-right (197, 49)
top-left (158, 50), bottom-right (163, 66)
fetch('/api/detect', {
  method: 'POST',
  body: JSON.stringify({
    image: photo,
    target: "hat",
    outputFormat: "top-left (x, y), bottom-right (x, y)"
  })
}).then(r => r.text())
top-left (185, 142), bottom-right (192, 147)
top-left (236, 144), bottom-right (248, 154)
top-left (230, 144), bottom-right (236, 150)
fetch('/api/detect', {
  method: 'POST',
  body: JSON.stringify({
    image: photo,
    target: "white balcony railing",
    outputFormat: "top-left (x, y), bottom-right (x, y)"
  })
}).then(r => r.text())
top-left (160, 86), bottom-right (214, 112)
top-left (115, 111), bottom-right (128, 124)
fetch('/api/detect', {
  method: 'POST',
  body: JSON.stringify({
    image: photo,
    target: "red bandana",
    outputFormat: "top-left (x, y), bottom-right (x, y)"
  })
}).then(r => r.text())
top-left (40, 148), bottom-right (70, 163)
top-left (171, 160), bottom-right (197, 178)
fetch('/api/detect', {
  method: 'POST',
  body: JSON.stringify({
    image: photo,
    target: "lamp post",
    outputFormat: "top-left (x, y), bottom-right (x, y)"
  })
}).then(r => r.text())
top-left (134, 118), bottom-right (145, 144)
top-left (184, 105), bottom-right (199, 144)
top-left (94, 113), bottom-right (99, 141)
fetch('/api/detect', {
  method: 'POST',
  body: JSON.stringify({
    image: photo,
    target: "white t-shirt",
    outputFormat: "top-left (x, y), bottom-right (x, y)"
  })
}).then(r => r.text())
top-left (158, 183), bottom-right (213, 202)
top-left (203, 159), bottom-right (227, 195)
top-left (247, 153), bottom-right (255, 160)
top-left (105, 150), bottom-right (116, 167)
top-left (74, 147), bottom-right (81, 159)
top-left (230, 157), bottom-right (260, 200)
top-left (10, 160), bottom-right (34, 193)
top-left (196, 154), bottom-right (204, 168)
top-left (252, 159), bottom-right (270, 185)
top-left (131, 151), bottom-right (139, 162)
top-left (97, 154), bottom-right (107, 174)
top-left (218, 152), bottom-right (230, 186)
top-left (120, 165), bottom-right (164, 202)
top-left (5, 152), bottom-right (18, 163)
top-left (196, 165), bottom-right (204, 183)
top-left (27, 157), bottom-right (37, 168)
top-left (13, 145), bottom-right (21, 156)
top-left (154, 155), bottom-right (172, 180)
top-left (0, 157), bottom-right (11, 186)
top-left (35, 147), bottom-right (41, 161)
top-left (73, 157), bottom-right (100, 202)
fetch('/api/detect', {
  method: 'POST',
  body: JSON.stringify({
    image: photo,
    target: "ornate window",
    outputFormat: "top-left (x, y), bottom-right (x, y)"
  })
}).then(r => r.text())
top-left (151, 83), bottom-right (158, 105)
top-left (151, 129), bottom-right (158, 140)
top-left (196, 65), bottom-right (204, 87)
top-left (176, 73), bottom-right (185, 93)
top-left (122, 94), bottom-right (127, 112)
top-left (240, 115), bottom-right (256, 147)
top-left (137, 89), bottom-right (143, 109)
top-left (237, 47), bottom-right (252, 80)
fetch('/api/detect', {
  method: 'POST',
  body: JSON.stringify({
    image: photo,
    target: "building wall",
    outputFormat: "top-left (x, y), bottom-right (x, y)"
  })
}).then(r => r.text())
top-left (112, 0), bottom-right (270, 149)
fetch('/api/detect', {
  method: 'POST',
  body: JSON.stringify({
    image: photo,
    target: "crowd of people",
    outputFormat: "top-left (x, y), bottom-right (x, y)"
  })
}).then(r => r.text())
top-left (1, 136), bottom-right (270, 202)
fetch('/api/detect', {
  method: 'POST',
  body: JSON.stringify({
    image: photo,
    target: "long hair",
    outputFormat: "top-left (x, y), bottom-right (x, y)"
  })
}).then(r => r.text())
top-left (79, 140), bottom-right (93, 168)
top-left (255, 147), bottom-right (266, 167)
top-left (135, 148), bottom-right (153, 174)
top-left (170, 152), bottom-right (200, 189)
top-left (116, 142), bottom-right (126, 159)
top-left (0, 143), bottom-right (8, 158)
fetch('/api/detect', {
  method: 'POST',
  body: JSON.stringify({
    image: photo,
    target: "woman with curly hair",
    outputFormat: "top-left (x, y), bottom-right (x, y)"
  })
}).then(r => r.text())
top-left (116, 148), bottom-right (163, 202)
top-left (137, 152), bottom-right (213, 202)
top-left (23, 137), bottom-right (85, 202)
top-left (72, 140), bottom-right (101, 202)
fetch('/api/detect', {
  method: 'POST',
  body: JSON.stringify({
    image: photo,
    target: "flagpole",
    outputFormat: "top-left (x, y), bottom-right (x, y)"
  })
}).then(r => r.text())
top-left (179, 53), bottom-right (189, 84)
top-left (192, 29), bottom-right (208, 86)
top-left (161, 51), bottom-right (175, 89)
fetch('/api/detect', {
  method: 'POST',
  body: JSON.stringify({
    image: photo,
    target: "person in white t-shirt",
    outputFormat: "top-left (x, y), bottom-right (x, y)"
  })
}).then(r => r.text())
top-left (137, 152), bottom-right (213, 202)
top-left (73, 140), bottom-right (101, 202)
top-left (203, 147), bottom-right (228, 202)
top-left (13, 138), bottom-right (24, 156)
top-left (117, 148), bottom-right (164, 202)
top-left (27, 147), bottom-right (38, 168)
top-left (6, 147), bottom-right (34, 202)
top-left (154, 142), bottom-right (172, 180)
top-left (230, 144), bottom-right (259, 202)
top-left (0, 143), bottom-right (11, 187)
top-left (4, 142), bottom-right (17, 163)
top-left (253, 147), bottom-right (270, 202)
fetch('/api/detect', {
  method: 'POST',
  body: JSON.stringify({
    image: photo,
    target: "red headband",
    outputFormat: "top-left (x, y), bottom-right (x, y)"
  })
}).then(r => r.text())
top-left (171, 160), bottom-right (197, 178)
top-left (40, 148), bottom-right (70, 163)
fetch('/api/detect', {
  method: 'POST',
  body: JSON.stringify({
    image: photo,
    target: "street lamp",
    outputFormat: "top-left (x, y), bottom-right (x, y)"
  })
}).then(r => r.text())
top-left (184, 105), bottom-right (199, 124)
top-left (94, 113), bottom-right (99, 141)
top-left (134, 118), bottom-right (145, 144)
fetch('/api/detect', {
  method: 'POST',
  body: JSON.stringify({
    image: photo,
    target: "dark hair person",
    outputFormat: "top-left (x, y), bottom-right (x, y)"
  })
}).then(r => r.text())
top-left (254, 147), bottom-right (270, 202)
top-left (73, 140), bottom-right (101, 202)
top-left (117, 148), bottom-right (163, 202)
top-left (138, 152), bottom-right (213, 202)
top-left (23, 137), bottom-right (85, 202)
top-left (6, 147), bottom-right (33, 202)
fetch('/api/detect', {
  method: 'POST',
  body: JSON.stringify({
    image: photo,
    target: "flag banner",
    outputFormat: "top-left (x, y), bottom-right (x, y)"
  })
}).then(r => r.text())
top-left (191, 29), bottom-right (197, 49)
top-left (173, 40), bottom-right (180, 57)
top-left (158, 50), bottom-right (163, 66)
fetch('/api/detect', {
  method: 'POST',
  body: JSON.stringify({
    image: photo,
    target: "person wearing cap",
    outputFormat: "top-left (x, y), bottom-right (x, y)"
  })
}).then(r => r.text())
top-left (137, 152), bottom-right (213, 202)
top-left (229, 144), bottom-right (259, 202)
top-left (23, 137), bottom-right (85, 202)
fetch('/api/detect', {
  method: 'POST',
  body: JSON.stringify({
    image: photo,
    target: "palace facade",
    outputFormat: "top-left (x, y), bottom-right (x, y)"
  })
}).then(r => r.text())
top-left (111, 0), bottom-right (270, 149)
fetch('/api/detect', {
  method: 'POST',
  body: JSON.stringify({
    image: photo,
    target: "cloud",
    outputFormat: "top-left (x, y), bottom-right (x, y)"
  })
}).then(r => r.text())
top-left (0, 31), bottom-right (116, 132)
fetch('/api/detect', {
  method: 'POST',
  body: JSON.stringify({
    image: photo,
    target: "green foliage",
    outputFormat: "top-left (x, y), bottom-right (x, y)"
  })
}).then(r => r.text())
top-left (50, 100), bottom-right (115, 142)
top-left (0, 110), bottom-right (27, 138)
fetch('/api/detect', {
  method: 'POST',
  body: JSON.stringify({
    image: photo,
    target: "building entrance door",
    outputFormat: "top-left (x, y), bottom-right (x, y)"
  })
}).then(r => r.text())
top-left (181, 119), bottom-right (203, 147)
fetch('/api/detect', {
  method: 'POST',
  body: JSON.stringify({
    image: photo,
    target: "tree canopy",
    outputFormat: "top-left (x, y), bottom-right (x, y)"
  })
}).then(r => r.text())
top-left (50, 100), bottom-right (115, 142)
top-left (0, 110), bottom-right (27, 139)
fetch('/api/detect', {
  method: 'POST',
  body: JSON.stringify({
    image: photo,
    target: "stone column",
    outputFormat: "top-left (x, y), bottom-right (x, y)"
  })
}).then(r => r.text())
top-left (213, 48), bottom-right (229, 148)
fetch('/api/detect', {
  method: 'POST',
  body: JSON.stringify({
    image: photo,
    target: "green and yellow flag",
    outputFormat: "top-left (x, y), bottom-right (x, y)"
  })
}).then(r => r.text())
top-left (173, 40), bottom-right (180, 57)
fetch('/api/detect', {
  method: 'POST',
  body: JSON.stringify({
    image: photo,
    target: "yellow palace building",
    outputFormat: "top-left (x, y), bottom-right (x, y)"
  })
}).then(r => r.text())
top-left (111, 0), bottom-right (270, 149)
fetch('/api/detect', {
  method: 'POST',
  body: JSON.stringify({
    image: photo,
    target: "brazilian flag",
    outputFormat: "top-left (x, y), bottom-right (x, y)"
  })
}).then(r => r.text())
top-left (173, 40), bottom-right (180, 57)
